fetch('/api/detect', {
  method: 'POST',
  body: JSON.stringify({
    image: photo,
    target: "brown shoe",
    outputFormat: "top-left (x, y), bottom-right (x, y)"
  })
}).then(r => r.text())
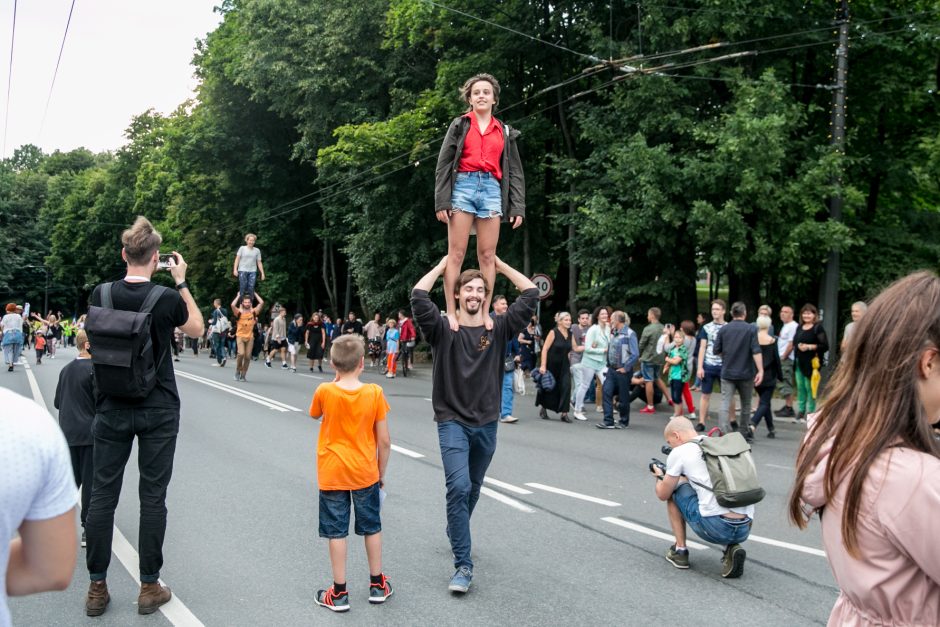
top-left (85, 580), bottom-right (110, 617)
top-left (138, 582), bottom-right (172, 615)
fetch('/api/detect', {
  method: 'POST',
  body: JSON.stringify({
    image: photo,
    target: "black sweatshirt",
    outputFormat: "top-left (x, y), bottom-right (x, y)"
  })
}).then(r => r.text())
top-left (54, 357), bottom-right (96, 446)
top-left (411, 288), bottom-right (538, 427)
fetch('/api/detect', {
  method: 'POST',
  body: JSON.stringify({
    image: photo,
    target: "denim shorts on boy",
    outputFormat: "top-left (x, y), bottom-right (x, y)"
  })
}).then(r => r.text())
top-left (318, 482), bottom-right (382, 539)
top-left (700, 363), bottom-right (723, 394)
top-left (672, 483), bottom-right (751, 546)
top-left (450, 171), bottom-right (503, 219)
top-left (640, 362), bottom-right (659, 382)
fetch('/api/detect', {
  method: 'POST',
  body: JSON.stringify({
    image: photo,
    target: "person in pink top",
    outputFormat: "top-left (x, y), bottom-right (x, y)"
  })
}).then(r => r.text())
top-left (790, 271), bottom-right (940, 627)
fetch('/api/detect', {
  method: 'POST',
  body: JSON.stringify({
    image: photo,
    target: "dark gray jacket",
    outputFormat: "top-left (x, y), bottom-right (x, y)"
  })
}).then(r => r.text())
top-left (434, 115), bottom-right (525, 222)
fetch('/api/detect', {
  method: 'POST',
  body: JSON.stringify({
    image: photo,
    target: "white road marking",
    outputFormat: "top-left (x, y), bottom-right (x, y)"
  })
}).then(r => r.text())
top-left (483, 477), bottom-right (533, 495)
top-left (423, 397), bottom-right (432, 402)
top-left (765, 463), bottom-right (793, 471)
top-left (23, 363), bottom-right (47, 411)
top-left (111, 526), bottom-right (205, 626)
top-left (29, 366), bottom-right (204, 626)
top-left (480, 487), bottom-right (535, 513)
top-left (391, 444), bottom-right (424, 458)
top-left (297, 373), bottom-right (324, 380)
top-left (601, 517), bottom-right (709, 551)
top-left (175, 371), bottom-right (301, 412)
top-left (525, 482), bottom-right (621, 507)
top-left (748, 534), bottom-right (826, 557)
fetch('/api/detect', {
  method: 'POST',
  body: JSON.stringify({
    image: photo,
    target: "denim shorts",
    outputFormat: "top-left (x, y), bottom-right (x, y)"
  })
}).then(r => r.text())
top-left (318, 482), bottom-right (382, 538)
top-left (672, 483), bottom-right (751, 546)
top-left (700, 363), bottom-right (723, 395)
top-left (640, 362), bottom-right (660, 382)
top-left (451, 171), bottom-right (502, 219)
top-left (670, 379), bottom-right (685, 405)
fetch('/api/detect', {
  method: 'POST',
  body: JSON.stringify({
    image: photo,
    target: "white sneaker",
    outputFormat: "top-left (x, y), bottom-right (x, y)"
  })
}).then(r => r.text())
top-left (573, 411), bottom-right (588, 421)
top-left (595, 405), bottom-right (603, 412)
top-left (499, 415), bottom-right (518, 424)
top-left (688, 412), bottom-right (697, 421)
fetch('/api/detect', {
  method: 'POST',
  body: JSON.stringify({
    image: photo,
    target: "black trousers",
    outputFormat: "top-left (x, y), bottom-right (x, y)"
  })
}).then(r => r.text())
top-left (69, 445), bottom-right (94, 526)
top-left (85, 407), bottom-right (179, 583)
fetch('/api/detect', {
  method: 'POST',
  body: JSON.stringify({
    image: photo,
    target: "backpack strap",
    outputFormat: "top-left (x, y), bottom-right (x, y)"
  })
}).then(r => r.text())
top-left (140, 285), bottom-right (171, 372)
top-left (100, 282), bottom-right (114, 309)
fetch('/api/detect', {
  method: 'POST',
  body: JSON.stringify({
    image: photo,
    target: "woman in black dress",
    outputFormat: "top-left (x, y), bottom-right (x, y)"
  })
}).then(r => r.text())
top-left (305, 312), bottom-right (326, 372)
top-left (537, 312), bottom-right (573, 423)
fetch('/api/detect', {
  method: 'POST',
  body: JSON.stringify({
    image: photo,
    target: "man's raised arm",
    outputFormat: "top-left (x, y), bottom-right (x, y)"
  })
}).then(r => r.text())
top-left (414, 256), bottom-right (448, 293)
top-left (494, 256), bottom-right (536, 292)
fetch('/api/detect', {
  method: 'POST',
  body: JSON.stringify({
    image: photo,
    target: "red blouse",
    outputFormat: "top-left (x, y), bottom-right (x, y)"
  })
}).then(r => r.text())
top-left (457, 112), bottom-right (504, 180)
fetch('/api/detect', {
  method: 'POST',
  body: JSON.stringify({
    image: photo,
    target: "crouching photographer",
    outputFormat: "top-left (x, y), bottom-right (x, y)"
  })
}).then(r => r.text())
top-left (650, 417), bottom-right (758, 578)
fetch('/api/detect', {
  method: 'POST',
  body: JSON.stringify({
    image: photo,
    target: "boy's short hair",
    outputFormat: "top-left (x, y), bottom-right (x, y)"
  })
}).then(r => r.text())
top-left (245, 233), bottom-right (257, 242)
top-left (330, 335), bottom-right (364, 373)
top-left (75, 329), bottom-right (88, 348)
top-left (122, 216), bottom-right (162, 265)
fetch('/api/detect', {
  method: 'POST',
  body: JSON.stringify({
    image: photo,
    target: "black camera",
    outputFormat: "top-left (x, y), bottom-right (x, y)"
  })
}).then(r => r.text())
top-left (648, 445), bottom-right (673, 476)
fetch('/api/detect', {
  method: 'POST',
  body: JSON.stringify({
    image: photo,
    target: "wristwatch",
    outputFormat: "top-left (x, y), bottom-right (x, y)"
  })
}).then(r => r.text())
top-left (175, 281), bottom-right (189, 291)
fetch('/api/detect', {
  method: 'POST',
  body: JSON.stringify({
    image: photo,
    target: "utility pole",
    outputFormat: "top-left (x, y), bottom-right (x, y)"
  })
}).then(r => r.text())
top-left (820, 0), bottom-right (849, 362)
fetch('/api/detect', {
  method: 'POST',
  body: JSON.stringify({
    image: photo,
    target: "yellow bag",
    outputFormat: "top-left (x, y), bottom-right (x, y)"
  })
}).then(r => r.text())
top-left (811, 356), bottom-right (821, 399)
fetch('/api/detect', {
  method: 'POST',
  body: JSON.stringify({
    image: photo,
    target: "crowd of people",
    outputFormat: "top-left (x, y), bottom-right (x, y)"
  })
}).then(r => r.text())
top-left (1, 66), bottom-right (937, 627)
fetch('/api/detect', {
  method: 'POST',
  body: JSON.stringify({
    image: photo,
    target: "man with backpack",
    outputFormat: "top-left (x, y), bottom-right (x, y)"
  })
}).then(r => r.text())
top-left (651, 417), bottom-right (759, 579)
top-left (82, 216), bottom-right (204, 617)
top-left (208, 298), bottom-right (230, 367)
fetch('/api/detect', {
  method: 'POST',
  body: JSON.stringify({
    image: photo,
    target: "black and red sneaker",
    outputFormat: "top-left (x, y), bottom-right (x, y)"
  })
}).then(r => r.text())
top-left (369, 573), bottom-right (394, 604)
top-left (315, 586), bottom-right (349, 612)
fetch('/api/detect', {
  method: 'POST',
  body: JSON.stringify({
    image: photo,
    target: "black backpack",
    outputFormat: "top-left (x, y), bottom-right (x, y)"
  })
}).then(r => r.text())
top-left (85, 282), bottom-right (170, 399)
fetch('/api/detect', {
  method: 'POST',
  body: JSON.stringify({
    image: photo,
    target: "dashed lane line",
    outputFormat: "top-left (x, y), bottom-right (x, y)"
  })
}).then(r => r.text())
top-left (525, 483), bottom-right (621, 507)
top-left (601, 517), bottom-right (709, 551)
top-left (175, 370), bottom-right (302, 412)
top-left (480, 487), bottom-right (535, 513)
top-left (390, 444), bottom-right (425, 458)
top-left (748, 534), bottom-right (826, 557)
top-left (23, 362), bottom-right (46, 411)
top-left (483, 477), bottom-right (533, 495)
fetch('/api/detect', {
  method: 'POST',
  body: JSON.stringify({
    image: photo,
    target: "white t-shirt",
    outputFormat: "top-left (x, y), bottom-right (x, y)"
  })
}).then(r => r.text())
top-left (1, 313), bottom-right (22, 335)
top-left (665, 437), bottom-right (755, 519)
top-left (0, 388), bottom-right (77, 627)
top-left (777, 320), bottom-right (798, 360)
top-left (236, 245), bottom-right (262, 273)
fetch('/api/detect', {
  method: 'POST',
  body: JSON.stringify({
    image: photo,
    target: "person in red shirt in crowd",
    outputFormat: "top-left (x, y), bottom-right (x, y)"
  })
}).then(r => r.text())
top-left (397, 309), bottom-right (416, 371)
top-left (434, 73), bottom-right (526, 333)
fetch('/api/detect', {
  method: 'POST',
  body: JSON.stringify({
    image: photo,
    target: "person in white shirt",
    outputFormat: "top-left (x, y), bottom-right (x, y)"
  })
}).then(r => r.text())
top-left (776, 305), bottom-right (799, 417)
top-left (841, 301), bottom-right (867, 352)
top-left (651, 417), bottom-right (754, 578)
top-left (1, 388), bottom-right (78, 627)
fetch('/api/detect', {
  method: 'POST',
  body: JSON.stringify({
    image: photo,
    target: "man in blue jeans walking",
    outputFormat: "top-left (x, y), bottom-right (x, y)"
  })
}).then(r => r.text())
top-left (82, 217), bottom-right (204, 617)
top-left (492, 294), bottom-right (520, 424)
top-left (411, 256), bottom-right (537, 594)
top-left (651, 417), bottom-right (754, 579)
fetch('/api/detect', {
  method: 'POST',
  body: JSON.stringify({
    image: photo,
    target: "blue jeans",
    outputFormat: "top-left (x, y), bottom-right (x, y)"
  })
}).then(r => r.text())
top-left (602, 369), bottom-right (632, 425)
top-left (438, 420), bottom-right (498, 570)
top-left (318, 482), bottom-right (381, 538)
top-left (211, 332), bottom-right (226, 365)
top-left (238, 271), bottom-right (257, 299)
top-left (85, 407), bottom-right (179, 583)
top-left (450, 171), bottom-right (502, 218)
top-left (673, 483), bottom-right (752, 546)
top-left (500, 370), bottom-right (514, 418)
top-left (2, 341), bottom-right (22, 365)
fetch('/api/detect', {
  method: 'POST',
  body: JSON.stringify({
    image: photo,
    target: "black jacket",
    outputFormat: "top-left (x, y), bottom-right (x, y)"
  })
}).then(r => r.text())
top-left (434, 115), bottom-right (525, 222)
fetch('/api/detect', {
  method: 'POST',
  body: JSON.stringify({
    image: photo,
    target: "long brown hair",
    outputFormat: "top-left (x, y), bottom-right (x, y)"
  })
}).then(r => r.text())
top-left (788, 272), bottom-right (940, 556)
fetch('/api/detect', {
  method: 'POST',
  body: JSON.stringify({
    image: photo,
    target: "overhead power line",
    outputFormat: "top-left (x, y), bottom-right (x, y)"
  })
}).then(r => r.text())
top-left (3, 0), bottom-right (17, 159)
top-left (39, 0), bottom-right (78, 140)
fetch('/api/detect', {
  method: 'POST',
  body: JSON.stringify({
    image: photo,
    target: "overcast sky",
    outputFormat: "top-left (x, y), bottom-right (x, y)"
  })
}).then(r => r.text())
top-left (0, 0), bottom-right (223, 158)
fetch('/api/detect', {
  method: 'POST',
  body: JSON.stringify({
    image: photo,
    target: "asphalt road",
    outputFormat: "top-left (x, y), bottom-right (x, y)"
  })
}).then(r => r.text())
top-left (5, 346), bottom-right (839, 626)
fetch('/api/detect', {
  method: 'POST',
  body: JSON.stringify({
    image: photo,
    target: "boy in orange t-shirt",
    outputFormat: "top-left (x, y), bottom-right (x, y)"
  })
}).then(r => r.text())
top-left (308, 334), bottom-right (392, 613)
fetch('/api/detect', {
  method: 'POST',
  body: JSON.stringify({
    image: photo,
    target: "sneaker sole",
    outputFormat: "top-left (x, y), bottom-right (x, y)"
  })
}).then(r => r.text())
top-left (369, 588), bottom-right (394, 604)
top-left (448, 583), bottom-right (470, 593)
top-left (314, 598), bottom-right (350, 612)
top-left (665, 555), bottom-right (690, 569)
top-left (722, 547), bottom-right (746, 578)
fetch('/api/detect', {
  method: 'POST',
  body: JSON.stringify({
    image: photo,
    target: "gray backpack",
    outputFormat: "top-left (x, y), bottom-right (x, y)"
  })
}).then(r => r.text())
top-left (691, 433), bottom-right (765, 507)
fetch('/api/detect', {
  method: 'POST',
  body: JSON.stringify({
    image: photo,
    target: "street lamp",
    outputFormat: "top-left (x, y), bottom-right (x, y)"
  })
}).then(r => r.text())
top-left (23, 265), bottom-right (49, 315)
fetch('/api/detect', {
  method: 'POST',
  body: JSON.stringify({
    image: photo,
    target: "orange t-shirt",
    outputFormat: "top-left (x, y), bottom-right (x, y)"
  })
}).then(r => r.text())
top-left (308, 382), bottom-right (389, 490)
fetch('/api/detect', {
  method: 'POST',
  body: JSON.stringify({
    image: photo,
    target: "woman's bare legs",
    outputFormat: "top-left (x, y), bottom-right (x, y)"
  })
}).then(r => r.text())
top-left (443, 211), bottom-right (475, 331)
top-left (475, 214), bottom-right (501, 330)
